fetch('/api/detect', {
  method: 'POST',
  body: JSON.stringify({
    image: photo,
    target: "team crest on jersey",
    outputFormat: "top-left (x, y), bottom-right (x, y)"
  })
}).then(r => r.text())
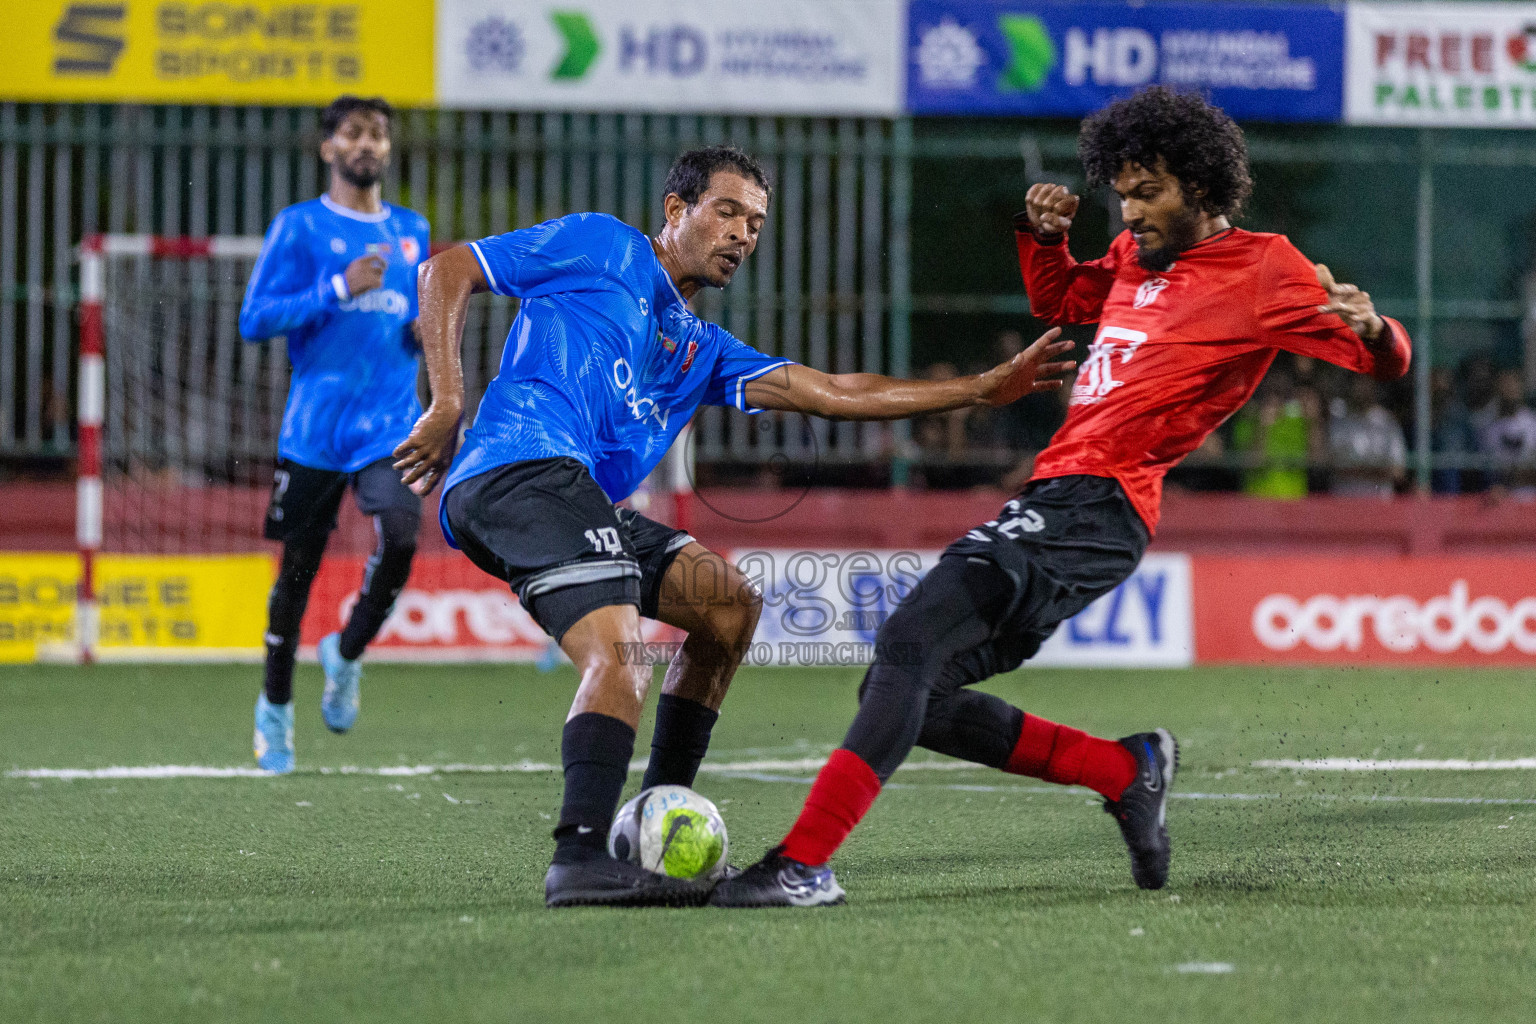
top-left (1134, 276), bottom-right (1170, 308)
top-left (400, 237), bottom-right (420, 265)
top-left (1136, 276), bottom-right (1167, 308)
top-left (657, 331), bottom-right (699, 373)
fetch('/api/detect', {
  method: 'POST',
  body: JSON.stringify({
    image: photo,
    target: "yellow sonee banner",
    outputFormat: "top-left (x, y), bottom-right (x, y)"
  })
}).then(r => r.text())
top-left (0, 553), bottom-right (273, 663)
top-left (7, 2), bottom-right (433, 106)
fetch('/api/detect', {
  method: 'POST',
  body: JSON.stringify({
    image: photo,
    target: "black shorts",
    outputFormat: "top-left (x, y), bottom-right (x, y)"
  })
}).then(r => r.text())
top-left (442, 457), bottom-right (695, 643)
top-left (942, 474), bottom-right (1150, 668)
top-left (263, 456), bottom-right (422, 542)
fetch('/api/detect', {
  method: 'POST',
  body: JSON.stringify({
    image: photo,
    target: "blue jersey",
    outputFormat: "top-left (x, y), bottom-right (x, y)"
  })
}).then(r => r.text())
top-left (239, 195), bottom-right (430, 473)
top-left (441, 213), bottom-right (791, 543)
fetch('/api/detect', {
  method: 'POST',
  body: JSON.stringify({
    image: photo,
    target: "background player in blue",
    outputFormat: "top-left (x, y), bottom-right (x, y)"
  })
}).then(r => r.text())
top-left (394, 147), bottom-right (1075, 906)
top-left (239, 96), bottom-right (431, 774)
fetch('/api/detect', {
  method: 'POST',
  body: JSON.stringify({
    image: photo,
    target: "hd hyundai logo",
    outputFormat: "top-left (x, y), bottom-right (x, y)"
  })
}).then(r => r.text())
top-left (54, 3), bottom-right (127, 75)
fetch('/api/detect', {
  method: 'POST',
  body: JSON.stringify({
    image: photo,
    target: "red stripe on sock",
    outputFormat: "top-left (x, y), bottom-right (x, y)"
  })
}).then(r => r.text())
top-left (1003, 714), bottom-right (1136, 800)
top-left (779, 748), bottom-right (882, 867)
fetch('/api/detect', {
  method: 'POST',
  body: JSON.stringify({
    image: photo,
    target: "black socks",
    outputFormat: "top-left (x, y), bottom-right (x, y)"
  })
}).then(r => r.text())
top-left (338, 508), bottom-right (418, 661)
top-left (640, 694), bottom-right (720, 790)
top-left (263, 536), bottom-right (328, 705)
top-left (553, 713), bottom-right (637, 865)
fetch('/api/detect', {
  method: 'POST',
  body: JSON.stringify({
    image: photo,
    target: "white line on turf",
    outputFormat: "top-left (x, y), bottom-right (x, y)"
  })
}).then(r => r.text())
top-left (9, 762), bottom-right (1536, 807)
top-left (1253, 757), bottom-right (1536, 771)
top-left (1174, 962), bottom-right (1235, 974)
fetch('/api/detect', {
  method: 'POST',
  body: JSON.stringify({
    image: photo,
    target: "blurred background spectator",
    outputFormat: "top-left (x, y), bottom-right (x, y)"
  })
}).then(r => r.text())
top-left (1326, 375), bottom-right (1407, 498)
top-left (1429, 366), bottom-right (1478, 494)
top-left (1231, 360), bottom-right (1323, 499)
top-left (1480, 368), bottom-right (1536, 499)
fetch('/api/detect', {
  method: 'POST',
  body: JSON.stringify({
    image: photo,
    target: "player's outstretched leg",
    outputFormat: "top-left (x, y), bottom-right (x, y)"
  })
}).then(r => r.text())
top-left (322, 503), bottom-right (419, 733)
top-left (256, 533), bottom-right (327, 772)
top-left (913, 612), bottom-right (1177, 889)
top-left (904, 581), bottom-right (1181, 888)
top-left (711, 557), bottom-right (1009, 908)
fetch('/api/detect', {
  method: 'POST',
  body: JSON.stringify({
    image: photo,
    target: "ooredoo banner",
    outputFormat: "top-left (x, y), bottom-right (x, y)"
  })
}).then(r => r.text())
top-left (1193, 555), bottom-right (1536, 665)
top-left (436, 0), bottom-right (905, 115)
top-left (1346, 2), bottom-right (1536, 127)
top-left (907, 0), bottom-right (1344, 121)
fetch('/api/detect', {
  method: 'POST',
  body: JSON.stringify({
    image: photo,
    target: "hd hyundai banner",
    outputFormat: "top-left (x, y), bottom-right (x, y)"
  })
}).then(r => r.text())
top-left (906, 0), bottom-right (1346, 121)
top-left (435, 0), bottom-right (905, 115)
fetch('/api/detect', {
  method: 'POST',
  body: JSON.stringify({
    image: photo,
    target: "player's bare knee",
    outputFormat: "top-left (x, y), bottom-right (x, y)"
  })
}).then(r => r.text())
top-left (702, 585), bottom-right (761, 650)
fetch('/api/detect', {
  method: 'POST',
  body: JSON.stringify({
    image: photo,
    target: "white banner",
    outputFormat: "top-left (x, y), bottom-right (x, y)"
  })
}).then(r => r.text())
top-left (436, 0), bottom-right (904, 115)
top-left (1346, 2), bottom-right (1536, 126)
top-left (738, 549), bottom-right (1193, 669)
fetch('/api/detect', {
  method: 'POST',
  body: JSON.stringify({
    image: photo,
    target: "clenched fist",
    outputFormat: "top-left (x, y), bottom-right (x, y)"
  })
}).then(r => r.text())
top-left (343, 254), bottom-right (386, 298)
top-left (1023, 183), bottom-right (1080, 237)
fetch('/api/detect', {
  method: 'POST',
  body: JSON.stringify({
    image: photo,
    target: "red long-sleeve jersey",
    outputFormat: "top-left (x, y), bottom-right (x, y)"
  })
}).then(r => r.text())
top-left (1019, 226), bottom-right (1412, 533)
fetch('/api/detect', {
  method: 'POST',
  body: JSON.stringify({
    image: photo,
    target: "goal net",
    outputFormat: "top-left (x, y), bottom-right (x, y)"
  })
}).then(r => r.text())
top-left (75, 233), bottom-right (690, 663)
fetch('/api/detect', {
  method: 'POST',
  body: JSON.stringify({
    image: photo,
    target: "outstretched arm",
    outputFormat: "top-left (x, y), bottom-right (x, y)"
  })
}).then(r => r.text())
top-left (391, 245), bottom-right (485, 494)
top-left (1258, 238), bottom-right (1411, 381)
top-left (743, 329), bottom-right (1075, 420)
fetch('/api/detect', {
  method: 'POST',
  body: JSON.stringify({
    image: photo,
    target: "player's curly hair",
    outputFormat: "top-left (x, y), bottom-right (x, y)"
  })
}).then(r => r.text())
top-left (1078, 87), bottom-right (1252, 219)
top-left (663, 146), bottom-right (772, 208)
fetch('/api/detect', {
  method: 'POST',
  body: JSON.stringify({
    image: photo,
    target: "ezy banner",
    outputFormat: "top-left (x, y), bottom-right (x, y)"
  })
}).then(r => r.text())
top-left (907, 0), bottom-right (1345, 121)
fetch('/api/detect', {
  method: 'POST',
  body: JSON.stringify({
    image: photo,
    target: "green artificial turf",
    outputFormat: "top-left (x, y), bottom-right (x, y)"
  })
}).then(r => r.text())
top-left (2, 663), bottom-right (1534, 1023)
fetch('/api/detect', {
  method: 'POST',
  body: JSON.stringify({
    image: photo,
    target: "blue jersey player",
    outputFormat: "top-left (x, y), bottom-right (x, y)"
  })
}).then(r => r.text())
top-left (395, 147), bottom-right (1075, 906)
top-left (240, 96), bottom-right (431, 773)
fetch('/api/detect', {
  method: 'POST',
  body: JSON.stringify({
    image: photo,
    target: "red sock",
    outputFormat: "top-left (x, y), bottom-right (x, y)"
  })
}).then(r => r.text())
top-left (1003, 714), bottom-right (1136, 800)
top-left (780, 748), bottom-right (882, 866)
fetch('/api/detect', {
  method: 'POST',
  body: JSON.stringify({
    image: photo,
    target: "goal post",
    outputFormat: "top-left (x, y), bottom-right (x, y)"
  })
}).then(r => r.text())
top-left (74, 234), bottom-right (271, 664)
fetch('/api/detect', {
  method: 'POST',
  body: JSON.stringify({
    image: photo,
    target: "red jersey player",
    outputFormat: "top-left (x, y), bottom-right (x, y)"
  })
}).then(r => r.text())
top-left (712, 87), bottom-right (1412, 908)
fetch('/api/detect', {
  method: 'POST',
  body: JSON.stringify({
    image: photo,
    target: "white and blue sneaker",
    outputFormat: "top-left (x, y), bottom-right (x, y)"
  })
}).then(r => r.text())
top-left (708, 847), bottom-right (847, 908)
top-left (254, 694), bottom-right (295, 774)
top-left (318, 632), bottom-right (361, 733)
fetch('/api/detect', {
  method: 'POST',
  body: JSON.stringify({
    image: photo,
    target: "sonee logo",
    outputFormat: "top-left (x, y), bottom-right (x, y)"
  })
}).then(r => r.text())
top-left (54, 3), bottom-right (127, 75)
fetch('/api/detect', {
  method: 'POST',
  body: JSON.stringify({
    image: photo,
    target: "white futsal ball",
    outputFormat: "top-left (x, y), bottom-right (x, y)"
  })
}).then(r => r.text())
top-left (608, 785), bottom-right (729, 880)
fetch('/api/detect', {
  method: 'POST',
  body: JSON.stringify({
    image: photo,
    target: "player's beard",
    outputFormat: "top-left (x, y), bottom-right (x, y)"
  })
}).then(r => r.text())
top-left (1134, 206), bottom-right (1203, 272)
top-left (338, 156), bottom-right (383, 189)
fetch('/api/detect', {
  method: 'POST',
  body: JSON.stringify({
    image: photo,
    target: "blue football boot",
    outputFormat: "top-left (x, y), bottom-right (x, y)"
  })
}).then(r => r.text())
top-left (254, 694), bottom-right (295, 774)
top-left (318, 632), bottom-right (361, 733)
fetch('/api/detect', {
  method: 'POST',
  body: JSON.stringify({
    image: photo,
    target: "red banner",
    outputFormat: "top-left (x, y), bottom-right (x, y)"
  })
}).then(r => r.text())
top-left (300, 555), bottom-right (679, 660)
top-left (1193, 556), bottom-right (1536, 665)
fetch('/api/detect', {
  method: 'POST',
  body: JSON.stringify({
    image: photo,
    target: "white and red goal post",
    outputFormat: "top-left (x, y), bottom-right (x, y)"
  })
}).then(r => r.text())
top-left (74, 234), bottom-right (270, 663)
